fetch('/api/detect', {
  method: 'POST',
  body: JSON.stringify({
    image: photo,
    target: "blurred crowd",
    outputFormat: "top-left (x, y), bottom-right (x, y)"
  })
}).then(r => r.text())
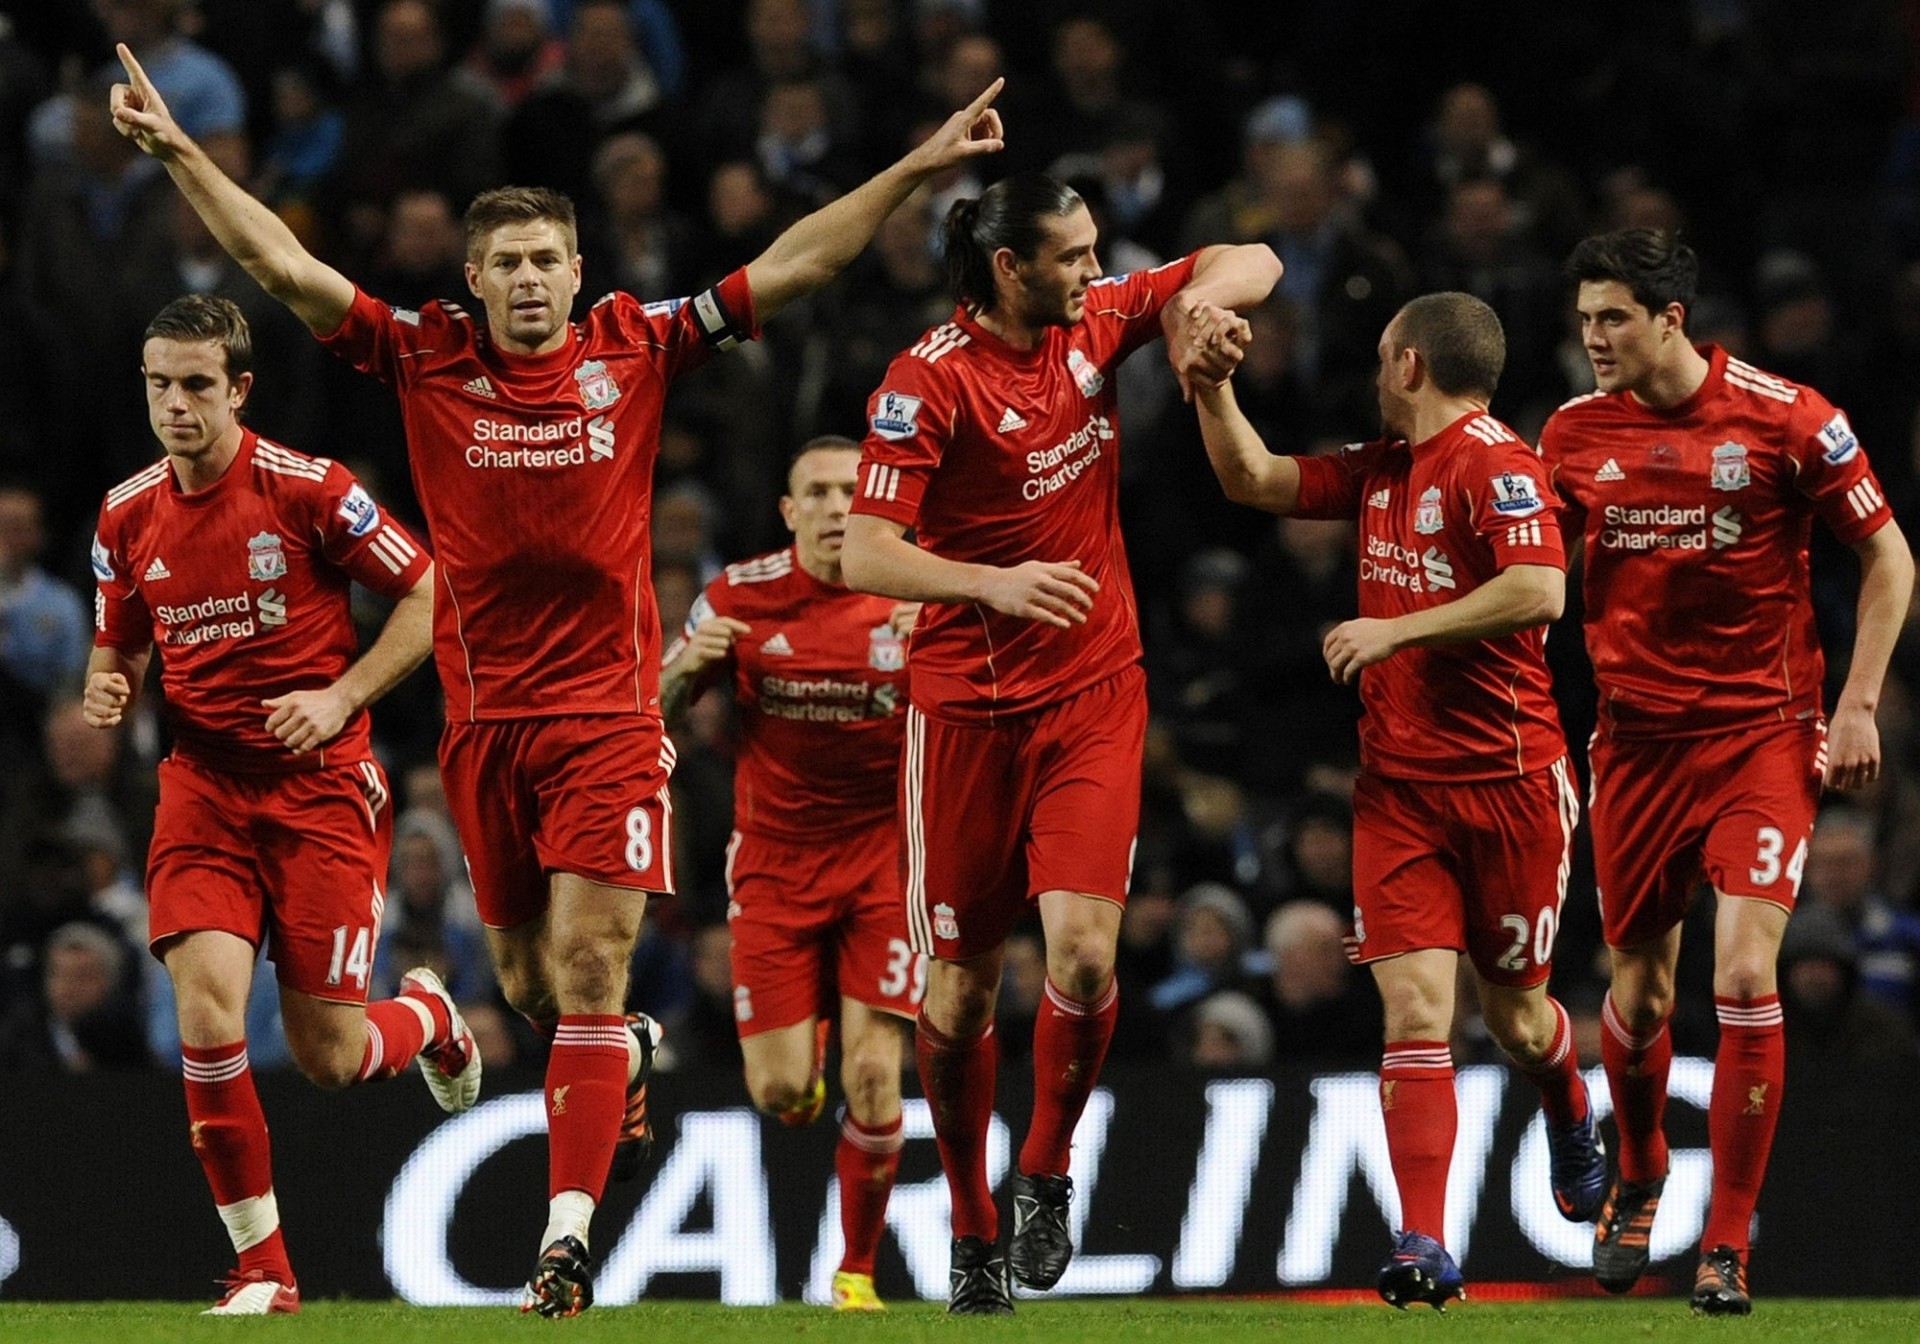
top-left (4, 0), bottom-right (1920, 1080)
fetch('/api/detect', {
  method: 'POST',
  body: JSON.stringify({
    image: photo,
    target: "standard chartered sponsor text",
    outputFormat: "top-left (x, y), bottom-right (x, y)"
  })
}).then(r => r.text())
top-left (466, 416), bottom-right (591, 469)
top-left (1023, 414), bottom-right (1111, 501)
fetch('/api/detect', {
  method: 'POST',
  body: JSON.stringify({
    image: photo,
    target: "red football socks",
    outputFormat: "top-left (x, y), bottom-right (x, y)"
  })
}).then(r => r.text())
top-left (1517, 996), bottom-right (1590, 1125)
top-left (916, 1013), bottom-right (1000, 1241)
top-left (1703, 994), bottom-right (1784, 1253)
top-left (546, 1015), bottom-right (631, 1200)
top-left (1601, 993), bottom-right (1673, 1184)
top-left (355, 995), bottom-right (440, 1082)
top-left (1380, 1040), bottom-right (1456, 1241)
top-left (1019, 976), bottom-right (1118, 1178)
top-left (836, 1112), bottom-right (904, 1276)
top-left (182, 1041), bottom-right (292, 1283)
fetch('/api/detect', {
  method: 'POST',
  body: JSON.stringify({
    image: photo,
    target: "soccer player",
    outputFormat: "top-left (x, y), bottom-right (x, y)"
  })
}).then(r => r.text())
top-left (86, 294), bottom-right (475, 1316)
top-left (1193, 291), bottom-right (1603, 1310)
top-left (660, 436), bottom-right (920, 1313)
top-left (1541, 230), bottom-right (1914, 1315)
top-left (111, 42), bottom-right (1007, 1317)
top-left (840, 172), bottom-right (1280, 1313)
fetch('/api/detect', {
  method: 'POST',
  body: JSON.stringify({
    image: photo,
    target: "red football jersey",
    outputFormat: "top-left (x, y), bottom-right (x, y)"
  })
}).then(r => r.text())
top-left (1293, 412), bottom-right (1568, 781)
top-left (850, 255), bottom-right (1198, 723)
top-left (669, 548), bottom-right (907, 840)
top-left (1541, 345), bottom-right (1893, 738)
top-left (318, 271), bottom-right (758, 722)
top-left (93, 430), bottom-right (431, 771)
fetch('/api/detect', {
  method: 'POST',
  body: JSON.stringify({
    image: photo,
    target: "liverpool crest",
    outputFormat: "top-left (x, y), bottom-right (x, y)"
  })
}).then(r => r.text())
top-left (1710, 441), bottom-right (1751, 492)
top-left (1414, 486), bottom-right (1444, 535)
top-left (868, 622), bottom-right (905, 672)
top-left (246, 532), bottom-right (287, 581)
top-left (575, 359), bottom-right (621, 410)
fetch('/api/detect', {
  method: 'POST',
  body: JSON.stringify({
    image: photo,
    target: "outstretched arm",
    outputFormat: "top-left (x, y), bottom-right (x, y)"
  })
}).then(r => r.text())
top-left (1194, 379), bottom-right (1302, 514)
top-left (111, 43), bottom-right (354, 335)
top-left (746, 80), bottom-right (1005, 323)
top-left (1827, 519), bottom-right (1916, 790)
top-left (262, 568), bottom-right (435, 753)
top-left (841, 514), bottom-right (1099, 629)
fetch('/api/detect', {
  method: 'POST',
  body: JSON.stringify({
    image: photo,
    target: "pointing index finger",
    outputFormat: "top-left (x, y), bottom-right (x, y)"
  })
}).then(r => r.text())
top-left (963, 77), bottom-right (1006, 119)
top-left (116, 43), bottom-right (154, 94)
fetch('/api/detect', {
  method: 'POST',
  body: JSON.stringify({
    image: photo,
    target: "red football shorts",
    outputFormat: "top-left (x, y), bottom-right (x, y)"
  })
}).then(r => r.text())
top-left (440, 715), bottom-right (677, 930)
top-left (1589, 720), bottom-right (1825, 948)
top-left (1348, 756), bottom-right (1581, 988)
top-left (147, 754), bottom-right (393, 1004)
top-left (902, 666), bottom-right (1146, 961)
top-left (725, 822), bottom-right (921, 1036)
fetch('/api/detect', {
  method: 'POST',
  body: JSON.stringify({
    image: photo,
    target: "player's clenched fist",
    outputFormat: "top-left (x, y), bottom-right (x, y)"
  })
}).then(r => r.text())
top-left (83, 671), bottom-right (132, 728)
top-left (673, 616), bottom-right (752, 674)
top-left (263, 687), bottom-right (354, 754)
top-left (1322, 617), bottom-right (1400, 684)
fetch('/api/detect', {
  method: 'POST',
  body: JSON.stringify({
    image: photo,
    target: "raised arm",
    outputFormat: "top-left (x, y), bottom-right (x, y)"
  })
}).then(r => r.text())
top-left (746, 80), bottom-right (1005, 323)
top-left (1321, 564), bottom-right (1565, 685)
top-left (1827, 519), bottom-right (1916, 790)
top-left (841, 514), bottom-right (1098, 630)
top-left (111, 43), bottom-right (354, 335)
top-left (262, 567), bottom-right (435, 754)
top-left (82, 644), bottom-right (152, 729)
top-left (1194, 379), bottom-right (1302, 514)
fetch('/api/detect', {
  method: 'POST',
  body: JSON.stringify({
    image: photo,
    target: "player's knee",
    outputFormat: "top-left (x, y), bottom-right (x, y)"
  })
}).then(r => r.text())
top-left (1714, 954), bottom-right (1776, 1002)
top-left (841, 1049), bottom-right (898, 1111)
top-left (496, 970), bottom-right (552, 1023)
top-left (1047, 940), bottom-right (1115, 1001)
top-left (747, 1073), bottom-right (807, 1115)
top-left (289, 1036), bottom-right (361, 1090)
top-left (549, 939), bottom-right (625, 1009)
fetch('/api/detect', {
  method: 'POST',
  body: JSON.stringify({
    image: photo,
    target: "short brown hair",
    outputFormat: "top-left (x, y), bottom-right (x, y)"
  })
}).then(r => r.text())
top-left (1392, 292), bottom-right (1504, 399)
top-left (143, 294), bottom-right (254, 379)
top-left (463, 185), bottom-right (578, 262)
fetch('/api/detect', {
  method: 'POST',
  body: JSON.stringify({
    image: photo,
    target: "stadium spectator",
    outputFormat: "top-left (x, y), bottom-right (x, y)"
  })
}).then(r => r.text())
top-left (580, 132), bottom-right (693, 303)
top-left (1778, 901), bottom-right (1919, 1067)
top-left (373, 808), bottom-right (493, 1005)
top-left (1541, 229), bottom-right (1915, 1315)
top-left (1800, 803), bottom-right (1920, 1026)
top-left (1195, 290), bottom-right (1605, 1310)
top-left (1149, 881), bottom-right (1256, 1015)
top-left (1401, 82), bottom-right (1586, 262)
top-left (460, 0), bottom-right (568, 111)
top-left (1253, 899), bottom-right (1381, 1064)
top-left (0, 484), bottom-right (91, 704)
top-left (0, 919), bottom-right (148, 1071)
top-left (1188, 989), bottom-right (1273, 1070)
top-left (499, 0), bottom-right (670, 213)
top-left (842, 169), bottom-right (1278, 1312)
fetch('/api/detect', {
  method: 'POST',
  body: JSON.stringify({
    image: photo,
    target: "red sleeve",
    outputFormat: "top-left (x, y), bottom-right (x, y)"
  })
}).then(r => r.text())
top-left (314, 462), bottom-right (432, 598)
top-left (1080, 253), bottom-right (1201, 367)
top-left (1788, 391), bottom-right (1893, 544)
top-left (1464, 443), bottom-right (1566, 570)
top-left (1535, 410), bottom-right (1587, 538)
top-left (851, 350), bottom-right (954, 528)
top-left (315, 286), bottom-right (433, 389)
top-left (1291, 442), bottom-right (1376, 521)
top-left (612, 267), bottom-right (762, 383)
top-left (90, 504), bottom-right (152, 655)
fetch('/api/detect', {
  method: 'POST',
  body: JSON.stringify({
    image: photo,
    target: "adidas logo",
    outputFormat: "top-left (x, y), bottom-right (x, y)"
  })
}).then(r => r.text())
top-left (1367, 488), bottom-right (1391, 509)
top-left (144, 556), bottom-right (171, 581)
top-left (762, 632), bottom-right (794, 656)
top-left (997, 406), bottom-right (1028, 433)
top-left (1595, 458), bottom-right (1625, 482)
top-left (463, 374), bottom-right (497, 400)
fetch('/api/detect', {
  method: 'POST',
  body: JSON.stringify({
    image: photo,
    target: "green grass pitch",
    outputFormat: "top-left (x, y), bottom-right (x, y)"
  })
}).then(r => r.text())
top-left (2, 1299), bottom-right (1917, 1343)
